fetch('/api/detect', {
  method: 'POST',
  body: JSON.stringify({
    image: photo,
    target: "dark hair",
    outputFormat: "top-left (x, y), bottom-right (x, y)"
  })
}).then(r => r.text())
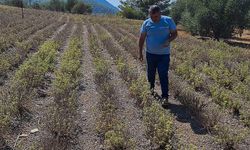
top-left (148, 5), bottom-right (161, 14)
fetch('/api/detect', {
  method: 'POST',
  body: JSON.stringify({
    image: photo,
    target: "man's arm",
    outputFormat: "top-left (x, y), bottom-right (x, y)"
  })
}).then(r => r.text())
top-left (169, 29), bottom-right (178, 42)
top-left (163, 17), bottom-right (178, 47)
top-left (138, 32), bottom-right (146, 61)
top-left (163, 29), bottom-right (178, 47)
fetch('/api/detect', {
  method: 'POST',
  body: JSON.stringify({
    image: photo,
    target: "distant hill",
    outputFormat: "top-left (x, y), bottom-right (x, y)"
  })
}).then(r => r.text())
top-left (0, 0), bottom-right (119, 15)
top-left (83, 0), bottom-right (119, 15)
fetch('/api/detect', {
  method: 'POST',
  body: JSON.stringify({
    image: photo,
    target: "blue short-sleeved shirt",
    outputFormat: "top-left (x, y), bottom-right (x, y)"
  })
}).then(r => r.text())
top-left (140, 15), bottom-right (177, 55)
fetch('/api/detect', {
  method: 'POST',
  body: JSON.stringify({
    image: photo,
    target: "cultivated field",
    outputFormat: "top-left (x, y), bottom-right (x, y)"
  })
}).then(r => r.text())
top-left (0, 5), bottom-right (250, 150)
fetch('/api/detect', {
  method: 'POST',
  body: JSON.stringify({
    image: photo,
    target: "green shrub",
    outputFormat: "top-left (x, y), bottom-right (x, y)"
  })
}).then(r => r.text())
top-left (104, 129), bottom-right (126, 150)
top-left (0, 59), bottom-right (11, 75)
top-left (47, 38), bottom-right (82, 147)
top-left (71, 2), bottom-right (92, 14)
top-left (144, 102), bottom-right (174, 149)
top-left (0, 41), bottom-right (59, 133)
top-left (129, 76), bottom-right (151, 107)
top-left (213, 125), bottom-right (248, 149)
top-left (118, 5), bottom-right (144, 20)
top-left (172, 0), bottom-right (250, 39)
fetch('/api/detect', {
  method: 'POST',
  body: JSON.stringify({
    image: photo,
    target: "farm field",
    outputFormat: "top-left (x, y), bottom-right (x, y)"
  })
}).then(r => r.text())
top-left (0, 5), bottom-right (250, 150)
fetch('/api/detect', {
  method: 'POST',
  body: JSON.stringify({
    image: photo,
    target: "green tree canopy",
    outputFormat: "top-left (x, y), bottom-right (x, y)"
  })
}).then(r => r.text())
top-left (119, 0), bottom-right (171, 19)
top-left (171, 0), bottom-right (250, 39)
top-left (66, 0), bottom-right (77, 12)
top-left (48, 0), bottom-right (66, 11)
top-left (71, 1), bottom-right (92, 14)
top-left (3, 0), bottom-right (24, 7)
top-left (118, 2), bottom-right (144, 19)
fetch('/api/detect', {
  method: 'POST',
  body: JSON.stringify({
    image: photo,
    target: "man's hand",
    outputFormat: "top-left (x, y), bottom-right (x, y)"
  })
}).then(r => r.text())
top-left (162, 40), bottom-right (170, 48)
top-left (138, 52), bottom-right (143, 61)
top-left (139, 32), bottom-right (146, 62)
top-left (162, 30), bottom-right (177, 48)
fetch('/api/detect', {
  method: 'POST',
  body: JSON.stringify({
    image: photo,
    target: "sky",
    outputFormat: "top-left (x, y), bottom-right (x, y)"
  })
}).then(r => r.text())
top-left (106, 0), bottom-right (121, 8)
top-left (106, 0), bottom-right (175, 8)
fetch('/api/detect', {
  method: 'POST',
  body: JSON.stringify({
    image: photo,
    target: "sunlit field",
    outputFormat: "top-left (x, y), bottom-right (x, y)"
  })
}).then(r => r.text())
top-left (0, 5), bottom-right (249, 150)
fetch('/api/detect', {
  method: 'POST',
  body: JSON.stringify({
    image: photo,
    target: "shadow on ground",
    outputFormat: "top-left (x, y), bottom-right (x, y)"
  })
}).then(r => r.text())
top-left (152, 92), bottom-right (208, 135)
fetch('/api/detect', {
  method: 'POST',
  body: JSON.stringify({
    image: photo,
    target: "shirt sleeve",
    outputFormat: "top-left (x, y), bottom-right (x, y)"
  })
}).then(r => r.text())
top-left (140, 21), bottom-right (147, 33)
top-left (168, 17), bottom-right (177, 30)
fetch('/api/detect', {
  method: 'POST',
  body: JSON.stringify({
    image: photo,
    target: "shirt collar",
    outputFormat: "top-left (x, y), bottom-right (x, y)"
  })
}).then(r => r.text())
top-left (149, 15), bottom-right (162, 24)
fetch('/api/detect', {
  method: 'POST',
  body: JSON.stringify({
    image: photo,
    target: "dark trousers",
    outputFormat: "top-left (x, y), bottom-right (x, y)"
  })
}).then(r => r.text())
top-left (146, 52), bottom-right (170, 98)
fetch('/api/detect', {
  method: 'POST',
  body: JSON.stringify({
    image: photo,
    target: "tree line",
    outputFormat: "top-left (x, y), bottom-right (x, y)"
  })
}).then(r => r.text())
top-left (1, 0), bottom-right (92, 14)
top-left (119, 0), bottom-right (250, 39)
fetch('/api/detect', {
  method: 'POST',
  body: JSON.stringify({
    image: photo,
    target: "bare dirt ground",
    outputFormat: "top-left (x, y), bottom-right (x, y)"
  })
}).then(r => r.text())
top-left (92, 25), bottom-right (152, 150)
top-left (76, 25), bottom-right (101, 149)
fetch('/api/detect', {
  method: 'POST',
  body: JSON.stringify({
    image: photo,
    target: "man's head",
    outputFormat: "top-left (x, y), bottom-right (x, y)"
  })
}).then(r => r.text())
top-left (149, 5), bottom-right (161, 23)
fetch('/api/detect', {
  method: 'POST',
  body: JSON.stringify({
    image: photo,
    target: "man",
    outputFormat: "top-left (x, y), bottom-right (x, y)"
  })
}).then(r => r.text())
top-left (138, 5), bottom-right (178, 107)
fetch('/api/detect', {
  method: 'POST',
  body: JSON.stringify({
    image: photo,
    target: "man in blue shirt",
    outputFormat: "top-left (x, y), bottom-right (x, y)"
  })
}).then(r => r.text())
top-left (139, 5), bottom-right (178, 108)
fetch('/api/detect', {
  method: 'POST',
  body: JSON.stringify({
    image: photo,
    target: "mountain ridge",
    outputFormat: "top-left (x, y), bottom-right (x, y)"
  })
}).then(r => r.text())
top-left (0, 0), bottom-right (119, 15)
top-left (83, 0), bottom-right (119, 14)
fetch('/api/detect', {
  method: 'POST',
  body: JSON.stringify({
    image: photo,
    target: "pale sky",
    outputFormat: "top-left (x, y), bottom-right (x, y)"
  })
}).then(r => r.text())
top-left (107, 0), bottom-right (175, 7)
top-left (106, 0), bottom-right (121, 7)
top-left (106, 0), bottom-right (175, 8)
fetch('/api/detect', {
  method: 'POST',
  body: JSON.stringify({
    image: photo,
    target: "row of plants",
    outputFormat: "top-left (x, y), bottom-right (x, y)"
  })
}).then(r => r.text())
top-left (0, 5), bottom-right (62, 32)
top-left (171, 37), bottom-right (250, 126)
top-left (172, 37), bottom-right (249, 74)
top-left (172, 37), bottom-right (249, 98)
top-left (0, 20), bottom-right (66, 85)
top-left (169, 72), bottom-right (249, 149)
top-left (115, 19), bottom-right (250, 145)
top-left (94, 24), bottom-right (176, 149)
top-left (0, 40), bottom-right (59, 136)
top-left (88, 25), bottom-right (131, 149)
top-left (0, 12), bottom-right (21, 28)
top-left (99, 24), bottom-right (249, 149)
top-left (0, 11), bottom-right (61, 53)
top-left (37, 22), bottom-right (79, 149)
top-left (45, 37), bottom-right (83, 149)
top-left (174, 61), bottom-right (241, 108)
top-left (111, 21), bottom-right (250, 128)
top-left (0, 13), bottom-right (56, 35)
top-left (0, 19), bottom-right (72, 147)
top-left (52, 22), bottom-right (76, 51)
top-left (0, 13), bottom-right (42, 34)
top-left (16, 16), bottom-right (57, 43)
top-left (103, 23), bottom-right (234, 120)
top-left (102, 23), bottom-right (216, 120)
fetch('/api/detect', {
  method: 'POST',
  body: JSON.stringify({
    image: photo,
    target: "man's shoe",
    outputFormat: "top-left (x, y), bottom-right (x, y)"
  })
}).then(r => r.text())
top-left (161, 97), bottom-right (169, 108)
top-left (150, 89), bottom-right (157, 97)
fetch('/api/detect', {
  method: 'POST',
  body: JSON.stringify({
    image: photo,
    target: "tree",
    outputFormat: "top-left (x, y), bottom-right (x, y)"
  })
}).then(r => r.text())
top-left (135, 0), bottom-right (171, 16)
top-left (170, 0), bottom-right (187, 23)
top-left (48, 0), bottom-right (65, 12)
top-left (171, 0), bottom-right (250, 39)
top-left (119, 0), bottom-right (171, 19)
top-left (31, 2), bottom-right (41, 9)
top-left (3, 0), bottom-right (23, 7)
top-left (118, 3), bottom-right (144, 19)
top-left (71, 2), bottom-right (92, 14)
top-left (66, 0), bottom-right (77, 12)
top-left (247, 11), bottom-right (250, 29)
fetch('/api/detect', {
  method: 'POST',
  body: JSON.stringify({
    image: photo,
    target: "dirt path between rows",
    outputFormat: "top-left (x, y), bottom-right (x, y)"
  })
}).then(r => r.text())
top-left (92, 25), bottom-right (152, 150)
top-left (75, 24), bottom-right (101, 149)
